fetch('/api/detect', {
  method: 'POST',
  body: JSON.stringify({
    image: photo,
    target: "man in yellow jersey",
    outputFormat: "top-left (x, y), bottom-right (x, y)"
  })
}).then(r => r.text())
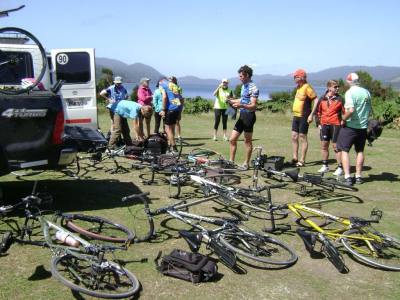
top-left (291, 69), bottom-right (318, 167)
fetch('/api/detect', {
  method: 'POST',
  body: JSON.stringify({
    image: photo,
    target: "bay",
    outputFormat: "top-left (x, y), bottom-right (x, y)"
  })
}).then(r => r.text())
top-left (123, 82), bottom-right (327, 101)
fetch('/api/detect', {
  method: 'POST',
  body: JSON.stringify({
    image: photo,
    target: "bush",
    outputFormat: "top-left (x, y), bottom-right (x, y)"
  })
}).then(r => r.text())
top-left (183, 96), bottom-right (213, 114)
top-left (258, 90), bottom-right (294, 113)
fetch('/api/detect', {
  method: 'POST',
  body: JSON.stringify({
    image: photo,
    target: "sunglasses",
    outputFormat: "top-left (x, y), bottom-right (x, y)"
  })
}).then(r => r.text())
top-left (333, 86), bottom-right (339, 89)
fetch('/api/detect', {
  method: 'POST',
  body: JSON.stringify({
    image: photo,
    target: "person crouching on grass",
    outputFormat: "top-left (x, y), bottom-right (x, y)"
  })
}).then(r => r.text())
top-left (228, 65), bottom-right (259, 171)
top-left (108, 100), bottom-right (153, 149)
top-left (308, 80), bottom-right (344, 175)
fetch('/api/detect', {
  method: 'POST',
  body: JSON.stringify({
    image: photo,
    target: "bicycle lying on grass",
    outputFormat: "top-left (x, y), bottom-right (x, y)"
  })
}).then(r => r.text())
top-left (265, 196), bottom-right (400, 272)
top-left (121, 192), bottom-right (297, 269)
top-left (0, 190), bottom-right (140, 299)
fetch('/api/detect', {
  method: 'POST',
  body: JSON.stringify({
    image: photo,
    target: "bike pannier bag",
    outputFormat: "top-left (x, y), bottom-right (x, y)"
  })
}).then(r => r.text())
top-left (156, 249), bottom-right (218, 283)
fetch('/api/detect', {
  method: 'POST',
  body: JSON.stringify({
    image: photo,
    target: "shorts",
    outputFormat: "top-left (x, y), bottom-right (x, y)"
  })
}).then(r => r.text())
top-left (336, 126), bottom-right (367, 152)
top-left (233, 111), bottom-right (256, 133)
top-left (320, 124), bottom-right (341, 143)
top-left (176, 110), bottom-right (182, 121)
top-left (164, 110), bottom-right (180, 126)
top-left (292, 116), bottom-right (309, 135)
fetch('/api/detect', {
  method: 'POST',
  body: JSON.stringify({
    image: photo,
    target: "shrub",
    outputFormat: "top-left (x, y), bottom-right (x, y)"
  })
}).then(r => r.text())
top-left (183, 96), bottom-right (213, 114)
top-left (258, 90), bottom-right (294, 113)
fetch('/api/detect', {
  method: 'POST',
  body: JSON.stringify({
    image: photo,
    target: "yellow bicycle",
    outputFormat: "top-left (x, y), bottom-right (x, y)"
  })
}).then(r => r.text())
top-left (266, 197), bottom-right (400, 272)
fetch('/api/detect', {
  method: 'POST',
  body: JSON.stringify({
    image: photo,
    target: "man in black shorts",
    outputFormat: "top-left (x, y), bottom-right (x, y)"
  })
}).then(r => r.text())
top-left (228, 65), bottom-right (259, 170)
top-left (336, 73), bottom-right (372, 185)
top-left (159, 77), bottom-right (184, 153)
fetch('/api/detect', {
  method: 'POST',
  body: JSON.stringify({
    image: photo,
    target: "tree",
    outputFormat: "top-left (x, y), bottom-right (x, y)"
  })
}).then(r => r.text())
top-left (233, 84), bottom-right (242, 98)
top-left (96, 68), bottom-right (114, 94)
top-left (130, 85), bottom-right (139, 102)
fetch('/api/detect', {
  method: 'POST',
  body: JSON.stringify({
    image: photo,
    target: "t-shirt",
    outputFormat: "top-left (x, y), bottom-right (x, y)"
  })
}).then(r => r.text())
top-left (240, 81), bottom-right (259, 112)
top-left (214, 87), bottom-right (232, 109)
top-left (159, 81), bottom-right (183, 111)
top-left (344, 85), bottom-right (371, 129)
top-left (104, 84), bottom-right (129, 112)
top-left (114, 100), bottom-right (142, 119)
top-left (292, 83), bottom-right (317, 117)
top-left (317, 95), bottom-right (344, 126)
top-left (152, 88), bottom-right (163, 113)
top-left (137, 85), bottom-right (153, 106)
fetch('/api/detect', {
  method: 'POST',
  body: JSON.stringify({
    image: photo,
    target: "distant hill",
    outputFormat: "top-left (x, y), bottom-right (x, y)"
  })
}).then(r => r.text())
top-left (96, 57), bottom-right (163, 83)
top-left (95, 58), bottom-right (400, 89)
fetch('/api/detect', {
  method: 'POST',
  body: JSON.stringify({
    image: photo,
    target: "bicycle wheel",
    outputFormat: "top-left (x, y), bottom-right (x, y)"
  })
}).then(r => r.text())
top-left (341, 228), bottom-right (400, 271)
top-left (51, 255), bottom-right (140, 299)
top-left (319, 178), bottom-right (358, 192)
top-left (219, 231), bottom-right (297, 266)
top-left (61, 214), bottom-right (134, 244)
top-left (206, 174), bottom-right (241, 186)
top-left (0, 27), bottom-right (47, 95)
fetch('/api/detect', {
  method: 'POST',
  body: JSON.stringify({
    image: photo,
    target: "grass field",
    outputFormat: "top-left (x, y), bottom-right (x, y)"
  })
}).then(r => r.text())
top-left (0, 109), bottom-right (399, 300)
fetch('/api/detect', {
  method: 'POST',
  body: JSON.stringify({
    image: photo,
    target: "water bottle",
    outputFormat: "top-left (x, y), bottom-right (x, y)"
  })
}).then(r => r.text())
top-left (55, 230), bottom-right (80, 248)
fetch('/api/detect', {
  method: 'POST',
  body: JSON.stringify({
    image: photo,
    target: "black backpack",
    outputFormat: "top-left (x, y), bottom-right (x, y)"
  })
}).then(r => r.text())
top-left (155, 249), bottom-right (218, 283)
top-left (145, 133), bottom-right (168, 155)
top-left (367, 119), bottom-right (383, 146)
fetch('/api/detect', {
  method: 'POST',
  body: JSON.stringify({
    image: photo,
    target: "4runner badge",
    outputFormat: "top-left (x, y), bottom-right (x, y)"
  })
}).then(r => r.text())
top-left (1, 108), bottom-right (48, 118)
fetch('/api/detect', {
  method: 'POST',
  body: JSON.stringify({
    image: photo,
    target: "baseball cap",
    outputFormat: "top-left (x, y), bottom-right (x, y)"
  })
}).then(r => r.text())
top-left (346, 72), bottom-right (359, 85)
top-left (140, 77), bottom-right (150, 84)
top-left (113, 76), bottom-right (123, 84)
top-left (293, 69), bottom-right (307, 78)
top-left (221, 78), bottom-right (229, 83)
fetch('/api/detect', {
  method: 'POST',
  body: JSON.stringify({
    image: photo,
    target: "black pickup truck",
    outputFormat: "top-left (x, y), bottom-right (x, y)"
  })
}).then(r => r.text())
top-left (0, 91), bottom-right (108, 176)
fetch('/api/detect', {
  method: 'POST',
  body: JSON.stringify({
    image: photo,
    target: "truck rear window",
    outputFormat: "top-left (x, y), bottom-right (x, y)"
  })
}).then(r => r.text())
top-left (55, 52), bottom-right (91, 84)
top-left (0, 51), bottom-right (34, 84)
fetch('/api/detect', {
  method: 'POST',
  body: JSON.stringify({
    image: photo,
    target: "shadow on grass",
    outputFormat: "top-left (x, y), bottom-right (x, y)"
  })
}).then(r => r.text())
top-left (364, 172), bottom-right (399, 183)
top-left (28, 265), bottom-right (52, 281)
top-left (0, 179), bottom-right (148, 213)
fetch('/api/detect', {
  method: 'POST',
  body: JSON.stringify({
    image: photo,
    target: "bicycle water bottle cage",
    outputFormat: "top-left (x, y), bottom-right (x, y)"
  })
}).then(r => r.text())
top-left (370, 208), bottom-right (383, 221)
top-left (179, 230), bottom-right (202, 252)
top-left (303, 173), bottom-right (322, 184)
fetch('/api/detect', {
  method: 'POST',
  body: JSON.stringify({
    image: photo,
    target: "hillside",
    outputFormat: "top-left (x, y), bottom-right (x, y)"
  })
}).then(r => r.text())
top-left (95, 57), bottom-right (400, 88)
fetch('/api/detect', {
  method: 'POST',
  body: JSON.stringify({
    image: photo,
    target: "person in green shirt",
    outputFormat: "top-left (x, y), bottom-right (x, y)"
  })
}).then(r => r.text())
top-left (337, 72), bottom-right (372, 185)
top-left (212, 78), bottom-right (233, 141)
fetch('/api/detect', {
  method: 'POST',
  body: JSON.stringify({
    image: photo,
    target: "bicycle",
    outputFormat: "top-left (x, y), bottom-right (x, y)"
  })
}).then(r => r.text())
top-left (119, 192), bottom-right (298, 269)
top-left (0, 26), bottom-right (47, 95)
top-left (190, 175), bottom-right (289, 221)
top-left (265, 196), bottom-right (400, 272)
top-left (0, 191), bottom-right (140, 298)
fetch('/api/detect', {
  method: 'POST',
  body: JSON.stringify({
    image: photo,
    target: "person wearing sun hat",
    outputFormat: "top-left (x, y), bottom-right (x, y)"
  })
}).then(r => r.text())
top-left (291, 68), bottom-right (318, 167)
top-left (336, 72), bottom-right (372, 185)
top-left (212, 78), bottom-right (233, 141)
top-left (100, 76), bottom-right (129, 143)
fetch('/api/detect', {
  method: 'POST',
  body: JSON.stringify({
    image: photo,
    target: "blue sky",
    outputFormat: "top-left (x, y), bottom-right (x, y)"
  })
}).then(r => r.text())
top-left (1, 0), bottom-right (399, 78)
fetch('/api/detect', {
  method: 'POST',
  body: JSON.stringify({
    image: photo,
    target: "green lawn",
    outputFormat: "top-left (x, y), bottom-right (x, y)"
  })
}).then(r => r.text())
top-left (0, 109), bottom-right (399, 300)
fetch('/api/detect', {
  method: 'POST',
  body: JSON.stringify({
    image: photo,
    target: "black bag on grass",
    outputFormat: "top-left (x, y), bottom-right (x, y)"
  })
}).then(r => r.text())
top-left (367, 119), bottom-right (383, 146)
top-left (155, 249), bottom-right (218, 283)
top-left (145, 133), bottom-right (168, 154)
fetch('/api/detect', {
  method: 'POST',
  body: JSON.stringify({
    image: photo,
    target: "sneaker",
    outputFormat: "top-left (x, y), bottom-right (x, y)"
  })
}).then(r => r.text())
top-left (223, 136), bottom-right (228, 142)
top-left (345, 177), bottom-right (354, 186)
top-left (238, 163), bottom-right (249, 171)
top-left (318, 165), bottom-right (329, 173)
top-left (333, 167), bottom-right (343, 177)
top-left (355, 177), bottom-right (363, 184)
top-left (213, 136), bottom-right (217, 141)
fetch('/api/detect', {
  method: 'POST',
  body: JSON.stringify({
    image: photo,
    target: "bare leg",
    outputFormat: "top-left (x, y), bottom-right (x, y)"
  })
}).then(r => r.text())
top-left (291, 131), bottom-right (299, 161)
top-left (229, 130), bottom-right (241, 162)
top-left (176, 120), bottom-right (181, 138)
top-left (299, 133), bottom-right (308, 163)
top-left (165, 124), bottom-right (176, 147)
top-left (333, 143), bottom-right (341, 165)
top-left (355, 151), bottom-right (364, 177)
top-left (243, 132), bottom-right (253, 165)
top-left (321, 141), bottom-right (330, 161)
top-left (145, 116), bottom-right (151, 138)
top-left (341, 151), bottom-right (351, 178)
